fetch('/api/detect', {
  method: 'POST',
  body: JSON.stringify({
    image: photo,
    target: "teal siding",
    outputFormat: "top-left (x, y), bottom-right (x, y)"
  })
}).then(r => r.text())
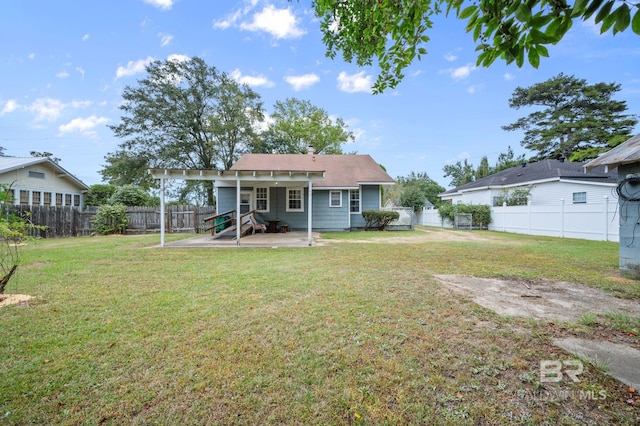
top-left (218, 185), bottom-right (381, 231)
top-left (350, 185), bottom-right (381, 229)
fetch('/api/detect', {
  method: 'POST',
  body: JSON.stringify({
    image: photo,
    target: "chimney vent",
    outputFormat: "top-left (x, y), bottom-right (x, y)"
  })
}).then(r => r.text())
top-left (307, 145), bottom-right (315, 155)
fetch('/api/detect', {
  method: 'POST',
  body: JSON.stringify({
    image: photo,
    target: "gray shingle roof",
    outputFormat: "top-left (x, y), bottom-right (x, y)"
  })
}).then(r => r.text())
top-left (442, 159), bottom-right (616, 195)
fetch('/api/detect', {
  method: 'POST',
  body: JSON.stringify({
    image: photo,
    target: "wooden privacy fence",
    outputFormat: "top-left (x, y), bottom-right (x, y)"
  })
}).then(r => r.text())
top-left (9, 205), bottom-right (217, 238)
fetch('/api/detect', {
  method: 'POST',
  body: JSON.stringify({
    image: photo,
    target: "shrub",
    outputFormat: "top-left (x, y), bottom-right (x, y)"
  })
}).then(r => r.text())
top-left (85, 184), bottom-right (117, 206)
top-left (91, 204), bottom-right (129, 235)
top-left (362, 210), bottom-right (400, 231)
top-left (109, 184), bottom-right (156, 207)
top-left (438, 203), bottom-right (492, 229)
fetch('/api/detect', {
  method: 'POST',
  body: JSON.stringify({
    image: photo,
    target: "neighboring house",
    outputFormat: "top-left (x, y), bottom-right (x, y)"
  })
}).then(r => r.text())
top-left (0, 157), bottom-right (89, 208)
top-left (585, 134), bottom-right (640, 278)
top-left (440, 159), bottom-right (617, 206)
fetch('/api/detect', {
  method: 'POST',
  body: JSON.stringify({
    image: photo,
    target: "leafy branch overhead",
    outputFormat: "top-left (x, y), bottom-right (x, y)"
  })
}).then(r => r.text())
top-left (311, 0), bottom-right (640, 92)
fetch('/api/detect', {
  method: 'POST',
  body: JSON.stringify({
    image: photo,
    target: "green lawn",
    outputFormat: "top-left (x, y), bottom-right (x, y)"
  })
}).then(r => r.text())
top-left (1, 229), bottom-right (638, 424)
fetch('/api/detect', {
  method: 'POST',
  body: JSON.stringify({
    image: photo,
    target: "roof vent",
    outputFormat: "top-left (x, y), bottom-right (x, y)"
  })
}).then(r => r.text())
top-left (521, 162), bottom-right (527, 167)
top-left (307, 145), bottom-right (315, 155)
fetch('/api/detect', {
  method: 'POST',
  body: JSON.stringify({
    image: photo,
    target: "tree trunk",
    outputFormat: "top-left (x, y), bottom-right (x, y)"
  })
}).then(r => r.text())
top-left (0, 264), bottom-right (18, 294)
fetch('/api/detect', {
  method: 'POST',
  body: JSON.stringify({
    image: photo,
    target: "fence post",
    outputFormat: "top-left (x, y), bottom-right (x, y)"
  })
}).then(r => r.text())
top-left (503, 202), bottom-right (507, 232)
top-left (528, 199), bottom-right (532, 234)
top-left (604, 195), bottom-right (609, 242)
top-left (560, 198), bottom-right (564, 238)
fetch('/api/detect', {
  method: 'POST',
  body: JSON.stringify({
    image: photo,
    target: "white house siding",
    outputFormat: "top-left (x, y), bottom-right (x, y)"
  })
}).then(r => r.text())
top-left (527, 180), bottom-right (616, 206)
top-left (0, 162), bottom-right (86, 207)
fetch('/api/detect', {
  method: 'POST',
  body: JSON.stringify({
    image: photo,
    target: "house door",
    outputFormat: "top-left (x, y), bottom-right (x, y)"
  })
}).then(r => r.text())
top-left (240, 191), bottom-right (252, 214)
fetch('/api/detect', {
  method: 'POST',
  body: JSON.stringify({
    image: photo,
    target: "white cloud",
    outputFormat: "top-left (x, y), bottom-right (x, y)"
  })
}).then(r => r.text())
top-left (142, 0), bottom-right (174, 10)
top-left (115, 56), bottom-right (154, 79)
top-left (230, 69), bottom-right (275, 88)
top-left (239, 5), bottom-right (305, 39)
top-left (167, 54), bottom-right (189, 63)
top-left (28, 52), bottom-right (35, 60)
top-left (76, 67), bottom-right (85, 79)
top-left (27, 98), bottom-right (66, 122)
top-left (444, 53), bottom-right (458, 62)
top-left (58, 115), bottom-right (109, 136)
top-left (504, 72), bottom-right (515, 81)
top-left (82, 34), bottom-right (90, 41)
top-left (57, 70), bottom-right (70, 79)
top-left (284, 73), bottom-right (319, 91)
top-left (441, 64), bottom-right (477, 81)
top-left (213, 9), bottom-right (244, 30)
top-left (158, 33), bottom-right (173, 47)
top-left (1, 99), bottom-right (18, 115)
top-left (466, 84), bottom-right (483, 94)
top-left (336, 71), bottom-right (372, 93)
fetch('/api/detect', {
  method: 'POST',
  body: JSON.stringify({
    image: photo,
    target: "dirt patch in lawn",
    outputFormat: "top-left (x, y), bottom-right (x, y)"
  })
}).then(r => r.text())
top-left (0, 294), bottom-right (34, 307)
top-left (435, 274), bottom-right (640, 323)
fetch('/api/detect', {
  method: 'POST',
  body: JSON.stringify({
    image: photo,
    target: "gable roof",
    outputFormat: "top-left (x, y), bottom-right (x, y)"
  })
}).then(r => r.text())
top-left (584, 134), bottom-right (640, 171)
top-left (0, 157), bottom-right (89, 191)
top-left (442, 159), bottom-right (616, 195)
top-left (230, 154), bottom-right (395, 188)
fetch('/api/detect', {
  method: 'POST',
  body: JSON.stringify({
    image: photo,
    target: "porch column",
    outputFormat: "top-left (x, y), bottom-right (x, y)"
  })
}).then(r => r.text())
top-left (307, 179), bottom-right (313, 246)
top-left (236, 178), bottom-right (241, 246)
top-left (160, 177), bottom-right (166, 247)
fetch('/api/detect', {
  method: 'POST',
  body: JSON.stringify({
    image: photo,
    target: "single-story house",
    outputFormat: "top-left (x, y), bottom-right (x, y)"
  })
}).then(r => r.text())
top-left (0, 157), bottom-right (89, 208)
top-left (151, 152), bottom-right (395, 245)
top-left (440, 159), bottom-right (617, 206)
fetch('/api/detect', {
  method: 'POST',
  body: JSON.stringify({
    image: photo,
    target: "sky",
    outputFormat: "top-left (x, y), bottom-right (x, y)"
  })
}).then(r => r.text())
top-left (1, 0), bottom-right (639, 190)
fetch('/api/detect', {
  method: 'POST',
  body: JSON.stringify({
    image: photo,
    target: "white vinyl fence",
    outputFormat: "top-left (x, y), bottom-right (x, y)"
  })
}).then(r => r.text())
top-left (418, 197), bottom-right (619, 242)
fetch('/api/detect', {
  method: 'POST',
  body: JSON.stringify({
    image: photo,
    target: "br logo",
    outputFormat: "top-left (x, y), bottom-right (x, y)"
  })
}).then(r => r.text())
top-left (539, 360), bottom-right (584, 383)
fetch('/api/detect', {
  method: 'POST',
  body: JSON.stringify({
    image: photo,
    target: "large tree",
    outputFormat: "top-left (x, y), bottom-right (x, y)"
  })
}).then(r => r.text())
top-left (254, 98), bottom-right (354, 154)
top-left (105, 57), bottom-right (264, 205)
top-left (502, 73), bottom-right (638, 161)
top-left (396, 171), bottom-right (445, 210)
top-left (311, 0), bottom-right (640, 92)
top-left (443, 158), bottom-right (476, 187)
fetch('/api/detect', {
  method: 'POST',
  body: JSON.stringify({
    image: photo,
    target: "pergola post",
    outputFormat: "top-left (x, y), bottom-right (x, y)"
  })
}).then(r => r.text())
top-left (307, 179), bottom-right (313, 246)
top-left (160, 177), bottom-right (166, 247)
top-left (236, 178), bottom-right (241, 246)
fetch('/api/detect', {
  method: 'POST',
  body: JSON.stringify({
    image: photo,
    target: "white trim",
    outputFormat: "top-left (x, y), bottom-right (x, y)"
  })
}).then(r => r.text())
top-left (286, 187), bottom-right (304, 212)
top-left (254, 186), bottom-right (270, 213)
top-left (329, 190), bottom-right (342, 208)
top-left (349, 187), bottom-right (361, 214)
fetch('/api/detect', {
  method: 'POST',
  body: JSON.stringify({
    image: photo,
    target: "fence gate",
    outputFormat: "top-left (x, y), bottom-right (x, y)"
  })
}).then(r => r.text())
top-left (454, 213), bottom-right (472, 230)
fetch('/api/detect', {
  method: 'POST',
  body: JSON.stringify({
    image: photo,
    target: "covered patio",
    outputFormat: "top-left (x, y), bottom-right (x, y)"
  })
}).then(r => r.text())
top-left (149, 166), bottom-right (325, 247)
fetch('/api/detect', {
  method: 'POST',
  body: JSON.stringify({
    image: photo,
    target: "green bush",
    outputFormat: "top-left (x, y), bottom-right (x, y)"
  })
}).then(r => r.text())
top-left (109, 184), bottom-right (157, 207)
top-left (85, 184), bottom-right (117, 206)
top-left (438, 203), bottom-right (492, 229)
top-left (362, 210), bottom-right (400, 231)
top-left (91, 204), bottom-right (129, 235)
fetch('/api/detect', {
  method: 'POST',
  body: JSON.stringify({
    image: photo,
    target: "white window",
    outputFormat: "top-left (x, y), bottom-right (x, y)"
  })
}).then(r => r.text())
top-left (573, 191), bottom-right (587, 204)
top-left (349, 189), bottom-right (360, 213)
top-left (287, 187), bottom-right (304, 212)
top-left (240, 191), bottom-right (252, 214)
top-left (255, 187), bottom-right (269, 212)
top-left (329, 191), bottom-right (342, 207)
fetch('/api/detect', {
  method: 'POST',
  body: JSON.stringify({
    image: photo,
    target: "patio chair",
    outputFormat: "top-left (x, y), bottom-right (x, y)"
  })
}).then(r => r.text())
top-left (249, 214), bottom-right (267, 234)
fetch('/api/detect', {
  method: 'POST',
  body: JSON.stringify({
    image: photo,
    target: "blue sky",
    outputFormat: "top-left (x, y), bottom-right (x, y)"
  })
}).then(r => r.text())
top-left (1, 0), bottom-right (639, 189)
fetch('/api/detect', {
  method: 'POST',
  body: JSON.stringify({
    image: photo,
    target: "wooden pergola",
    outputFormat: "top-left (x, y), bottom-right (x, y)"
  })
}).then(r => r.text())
top-left (149, 168), bottom-right (325, 247)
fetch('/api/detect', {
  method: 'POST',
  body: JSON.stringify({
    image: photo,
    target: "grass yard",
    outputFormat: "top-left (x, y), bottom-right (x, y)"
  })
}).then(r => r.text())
top-left (1, 228), bottom-right (639, 424)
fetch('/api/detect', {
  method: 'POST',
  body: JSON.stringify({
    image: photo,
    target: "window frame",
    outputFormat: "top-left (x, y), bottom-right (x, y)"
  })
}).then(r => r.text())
top-left (572, 191), bottom-right (587, 204)
top-left (349, 188), bottom-right (361, 213)
top-left (254, 187), bottom-right (270, 213)
top-left (329, 190), bottom-right (342, 208)
top-left (286, 187), bottom-right (304, 212)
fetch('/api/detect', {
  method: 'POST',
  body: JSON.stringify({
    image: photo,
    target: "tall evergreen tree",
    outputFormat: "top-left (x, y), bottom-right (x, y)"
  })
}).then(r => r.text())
top-left (502, 73), bottom-right (637, 161)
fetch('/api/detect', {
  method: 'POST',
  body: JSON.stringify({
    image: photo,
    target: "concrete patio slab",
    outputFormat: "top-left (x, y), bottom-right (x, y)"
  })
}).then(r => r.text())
top-left (553, 337), bottom-right (640, 390)
top-left (157, 231), bottom-right (323, 248)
